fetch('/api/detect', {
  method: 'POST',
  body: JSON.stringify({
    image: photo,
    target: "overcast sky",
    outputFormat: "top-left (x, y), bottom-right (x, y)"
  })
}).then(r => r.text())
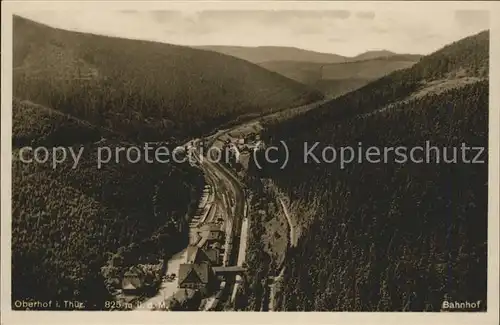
top-left (17, 9), bottom-right (489, 56)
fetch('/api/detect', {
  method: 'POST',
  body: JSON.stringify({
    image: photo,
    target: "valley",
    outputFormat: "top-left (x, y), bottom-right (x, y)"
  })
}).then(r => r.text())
top-left (9, 12), bottom-right (490, 313)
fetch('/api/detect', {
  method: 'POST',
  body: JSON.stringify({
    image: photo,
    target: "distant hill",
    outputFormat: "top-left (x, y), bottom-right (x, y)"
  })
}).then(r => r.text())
top-left (191, 46), bottom-right (423, 98)
top-left (348, 50), bottom-right (397, 61)
top-left (195, 45), bottom-right (420, 66)
top-left (247, 30), bottom-right (489, 311)
top-left (194, 45), bottom-right (346, 64)
top-left (13, 16), bottom-right (323, 143)
top-left (259, 54), bottom-right (422, 98)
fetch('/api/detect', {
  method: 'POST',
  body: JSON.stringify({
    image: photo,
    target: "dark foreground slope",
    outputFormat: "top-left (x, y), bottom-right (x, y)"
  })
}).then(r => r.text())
top-left (13, 16), bottom-right (322, 142)
top-left (260, 54), bottom-right (422, 98)
top-left (250, 31), bottom-right (489, 311)
top-left (12, 99), bottom-right (204, 309)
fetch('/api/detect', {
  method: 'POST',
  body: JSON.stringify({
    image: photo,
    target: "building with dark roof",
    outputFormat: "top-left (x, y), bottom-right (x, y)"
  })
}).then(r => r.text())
top-left (177, 263), bottom-right (216, 294)
top-left (122, 268), bottom-right (146, 294)
top-left (204, 248), bottom-right (222, 266)
top-left (186, 245), bottom-right (212, 264)
top-left (197, 223), bottom-right (224, 247)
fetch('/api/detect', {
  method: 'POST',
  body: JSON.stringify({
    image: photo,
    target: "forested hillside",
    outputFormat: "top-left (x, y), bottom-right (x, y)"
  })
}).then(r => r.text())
top-left (11, 16), bottom-right (327, 309)
top-left (12, 100), bottom-right (205, 309)
top-left (250, 31), bottom-right (489, 311)
top-left (12, 99), bottom-right (117, 147)
top-left (10, 15), bottom-right (314, 309)
top-left (13, 16), bottom-right (322, 142)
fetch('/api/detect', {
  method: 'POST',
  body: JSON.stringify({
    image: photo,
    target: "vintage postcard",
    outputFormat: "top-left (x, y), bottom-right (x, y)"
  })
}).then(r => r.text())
top-left (1, 1), bottom-right (499, 325)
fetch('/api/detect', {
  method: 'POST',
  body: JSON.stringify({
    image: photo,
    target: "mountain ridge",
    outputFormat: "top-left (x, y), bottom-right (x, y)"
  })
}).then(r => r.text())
top-left (194, 45), bottom-right (422, 65)
top-left (193, 45), bottom-right (346, 64)
top-left (13, 15), bottom-right (323, 143)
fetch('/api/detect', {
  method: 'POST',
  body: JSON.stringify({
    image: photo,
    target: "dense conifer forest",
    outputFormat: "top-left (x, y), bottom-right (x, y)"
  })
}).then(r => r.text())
top-left (10, 15), bottom-right (319, 309)
top-left (248, 31), bottom-right (489, 311)
top-left (13, 16), bottom-right (322, 143)
top-left (12, 101), bottom-right (205, 309)
top-left (11, 13), bottom-right (490, 312)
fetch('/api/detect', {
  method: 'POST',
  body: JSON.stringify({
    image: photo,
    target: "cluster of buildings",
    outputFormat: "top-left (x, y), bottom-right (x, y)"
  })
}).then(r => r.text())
top-left (120, 138), bottom-right (248, 302)
top-left (223, 133), bottom-right (262, 154)
top-left (177, 222), bottom-right (226, 294)
top-left (120, 222), bottom-right (227, 296)
top-left (121, 265), bottom-right (157, 295)
top-left (189, 185), bottom-right (214, 228)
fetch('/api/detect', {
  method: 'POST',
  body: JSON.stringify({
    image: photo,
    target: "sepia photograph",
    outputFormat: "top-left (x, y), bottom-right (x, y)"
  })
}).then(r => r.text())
top-left (1, 1), bottom-right (499, 324)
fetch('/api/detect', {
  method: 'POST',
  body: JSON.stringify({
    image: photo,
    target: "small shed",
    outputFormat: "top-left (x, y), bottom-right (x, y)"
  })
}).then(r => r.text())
top-left (122, 268), bottom-right (146, 294)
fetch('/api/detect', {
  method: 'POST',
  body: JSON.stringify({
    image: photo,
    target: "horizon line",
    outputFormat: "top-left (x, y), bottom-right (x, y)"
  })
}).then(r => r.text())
top-left (13, 13), bottom-right (487, 59)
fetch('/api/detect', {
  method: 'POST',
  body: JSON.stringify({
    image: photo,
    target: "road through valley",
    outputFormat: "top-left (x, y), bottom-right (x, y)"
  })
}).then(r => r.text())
top-left (133, 99), bottom-right (326, 310)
